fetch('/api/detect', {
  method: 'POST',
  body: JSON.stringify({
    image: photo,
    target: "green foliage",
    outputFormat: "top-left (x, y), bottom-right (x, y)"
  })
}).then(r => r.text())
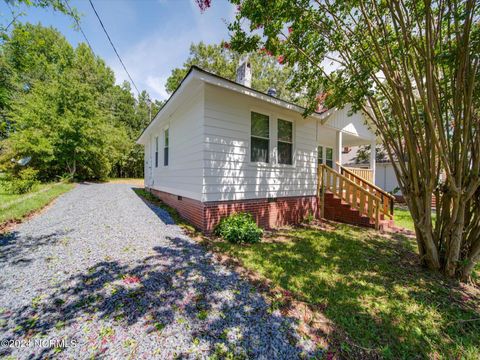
top-left (56, 172), bottom-right (74, 183)
top-left (303, 212), bottom-right (314, 224)
top-left (226, 0), bottom-right (480, 280)
top-left (212, 225), bottom-right (480, 358)
top-left (0, 23), bottom-right (155, 180)
top-left (214, 212), bottom-right (263, 244)
top-left (1, 168), bottom-right (39, 194)
top-left (0, 182), bottom-right (74, 225)
top-left (166, 42), bottom-right (303, 104)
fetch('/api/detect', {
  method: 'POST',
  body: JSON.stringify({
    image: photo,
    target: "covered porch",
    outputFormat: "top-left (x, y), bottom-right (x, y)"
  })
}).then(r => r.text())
top-left (316, 121), bottom-right (377, 184)
top-left (315, 108), bottom-right (395, 230)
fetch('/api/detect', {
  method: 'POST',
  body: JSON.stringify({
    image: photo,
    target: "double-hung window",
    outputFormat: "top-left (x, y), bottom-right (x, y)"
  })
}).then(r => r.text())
top-left (317, 145), bottom-right (323, 166)
top-left (155, 137), bottom-right (159, 167)
top-left (250, 112), bottom-right (269, 163)
top-left (164, 128), bottom-right (169, 166)
top-left (277, 119), bottom-right (293, 165)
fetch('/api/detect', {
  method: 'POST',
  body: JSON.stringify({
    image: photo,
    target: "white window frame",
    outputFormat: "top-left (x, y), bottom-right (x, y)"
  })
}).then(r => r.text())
top-left (248, 108), bottom-right (297, 168)
top-left (154, 136), bottom-right (159, 168)
top-left (317, 144), bottom-right (334, 168)
top-left (277, 118), bottom-right (294, 166)
top-left (163, 126), bottom-right (169, 167)
top-left (249, 110), bottom-right (271, 164)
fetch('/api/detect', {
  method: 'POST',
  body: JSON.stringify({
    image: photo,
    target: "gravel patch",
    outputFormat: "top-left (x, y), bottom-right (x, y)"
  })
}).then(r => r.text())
top-left (0, 183), bottom-right (320, 359)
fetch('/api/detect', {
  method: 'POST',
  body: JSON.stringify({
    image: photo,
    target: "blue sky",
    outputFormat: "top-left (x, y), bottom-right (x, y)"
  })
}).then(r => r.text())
top-left (0, 0), bottom-right (236, 100)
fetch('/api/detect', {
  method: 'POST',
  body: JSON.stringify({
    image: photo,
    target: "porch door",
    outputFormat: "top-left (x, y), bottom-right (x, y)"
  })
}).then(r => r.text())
top-left (317, 145), bottom-right (333, 168)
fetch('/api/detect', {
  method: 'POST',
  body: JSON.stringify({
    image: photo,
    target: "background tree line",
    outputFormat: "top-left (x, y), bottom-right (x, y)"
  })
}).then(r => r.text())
top-left (0, 19), bottom-right (299, 182)
top-left (0, 22), bottom-right (162, 180)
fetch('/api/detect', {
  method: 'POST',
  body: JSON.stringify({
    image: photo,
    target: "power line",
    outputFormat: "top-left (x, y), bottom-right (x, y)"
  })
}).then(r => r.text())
top-left (88, 0), bottom-right (141, 96)
top-left (64, 0), bottom-right (94, 54)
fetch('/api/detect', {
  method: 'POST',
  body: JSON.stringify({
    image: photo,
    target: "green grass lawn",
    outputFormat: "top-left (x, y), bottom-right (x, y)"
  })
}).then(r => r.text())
top-left (211, 225), bottom-right (479, 359)
top-left (394, 206), bottom-right (436, 231)
top-left (0, 182), bottom-right (75, 226)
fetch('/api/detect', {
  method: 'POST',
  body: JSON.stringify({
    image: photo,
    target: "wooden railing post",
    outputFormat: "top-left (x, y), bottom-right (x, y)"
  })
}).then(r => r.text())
top-left (322, 164), bottom-right (383, 229)
top-left (337, 162), bottom-right (395, 220)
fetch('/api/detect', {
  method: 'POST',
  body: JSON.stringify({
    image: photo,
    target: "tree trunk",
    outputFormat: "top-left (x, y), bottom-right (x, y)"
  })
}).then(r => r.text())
top-left (408, 194), bottom-right (441, 270)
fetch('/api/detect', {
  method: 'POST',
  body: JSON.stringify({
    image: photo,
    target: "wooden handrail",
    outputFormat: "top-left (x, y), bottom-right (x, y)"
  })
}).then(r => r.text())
top-left (318, 164), bottom-right (383, 229)
top-left (345, 167), bottom-right (373, 183)
top-left (336, 163), bottom-right (395, 200)
top-left (336, 163), bottom-right (395, 219)
top-left (320, 165), bottom-right (382, 201)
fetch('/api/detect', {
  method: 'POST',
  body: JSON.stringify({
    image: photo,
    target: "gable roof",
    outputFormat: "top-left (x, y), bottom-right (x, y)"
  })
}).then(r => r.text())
top-left (137, 66), bottom-right (332, 144)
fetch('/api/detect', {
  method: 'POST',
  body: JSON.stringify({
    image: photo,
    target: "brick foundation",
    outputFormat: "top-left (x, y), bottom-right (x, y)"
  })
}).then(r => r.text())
top-left (203, 196), bottom-right (319, 233)
top-left (147, 188), bottom-right (318, 233)
top-left (148, 189), bottom-right (205, 230)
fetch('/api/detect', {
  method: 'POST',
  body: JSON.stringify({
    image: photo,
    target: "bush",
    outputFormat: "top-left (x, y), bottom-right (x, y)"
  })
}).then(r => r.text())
top-left (303, 212), bottom-right (315, 224)
top-left (2, 168), bottom-right (39, 194)
top-left (214, 212), bottom-right (263, 244)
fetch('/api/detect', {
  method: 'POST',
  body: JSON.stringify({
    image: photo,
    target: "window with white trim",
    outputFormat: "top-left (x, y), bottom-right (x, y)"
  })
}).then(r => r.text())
top-left (277, 119), bottom-right (293, 165)
top-left (326, 147), bottom-right (333, 168)
top-left (155, 136), bottom-right (159, 168)
top-left (164, 128), bottom-right (169, 166)
top-left (317, 145), bottom-right (333, 168)
top-left (317, 145), bottom-right (323, 165)
top-left (250, 112), bottom-right (269, 163)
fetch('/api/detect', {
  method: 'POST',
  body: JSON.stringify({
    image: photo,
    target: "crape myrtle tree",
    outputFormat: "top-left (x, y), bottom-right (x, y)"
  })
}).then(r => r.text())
top-left (198, 0), bottom-right (480, 280)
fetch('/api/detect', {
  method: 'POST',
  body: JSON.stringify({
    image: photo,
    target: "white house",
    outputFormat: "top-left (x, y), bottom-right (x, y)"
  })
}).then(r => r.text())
top-left (137, 63), bottom-right (392, 232)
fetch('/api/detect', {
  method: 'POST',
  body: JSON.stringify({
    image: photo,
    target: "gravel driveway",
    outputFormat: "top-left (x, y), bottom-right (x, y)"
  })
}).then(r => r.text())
top-left (0, 183), bottom-right (318, 359)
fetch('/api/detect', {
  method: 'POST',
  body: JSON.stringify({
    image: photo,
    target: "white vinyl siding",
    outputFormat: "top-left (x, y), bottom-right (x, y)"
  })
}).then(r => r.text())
top-left (147, 84), bottom-right (204, 200)
top-left (203, 84), bottom-right (317, 202)
top-left (142, 76), bottom-right (376, 203)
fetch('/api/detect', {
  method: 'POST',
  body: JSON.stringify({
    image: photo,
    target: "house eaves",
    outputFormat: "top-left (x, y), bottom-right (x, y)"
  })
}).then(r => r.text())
top-left (137, 66), bottom-right (330, 144)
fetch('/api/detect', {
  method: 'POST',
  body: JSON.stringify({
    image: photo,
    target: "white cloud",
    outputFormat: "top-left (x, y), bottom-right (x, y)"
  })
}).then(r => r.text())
top-left (109, 28), bottom-right (193, 100)
top-left (107, 0), bottom-right (235, 101)
top-left (146, 75), bottom-right (169, 100)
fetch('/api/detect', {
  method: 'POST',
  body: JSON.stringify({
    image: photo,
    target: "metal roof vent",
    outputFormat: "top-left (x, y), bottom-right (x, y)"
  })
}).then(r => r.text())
top-left (267, 88), bottom-right (277, 97)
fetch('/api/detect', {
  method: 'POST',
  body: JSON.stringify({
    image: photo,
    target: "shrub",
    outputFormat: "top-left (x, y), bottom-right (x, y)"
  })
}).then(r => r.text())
top-left (56, 173), bottom-right (74, 183)
top-left (303, 212), bottom-right (315, 224)
top-left (2, 168), bottom-right (39, 194)
top-left (214, 212), bottom-right (263, 244)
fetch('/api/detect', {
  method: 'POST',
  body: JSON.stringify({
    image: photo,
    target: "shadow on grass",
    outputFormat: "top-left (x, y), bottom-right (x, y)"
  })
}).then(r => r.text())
top-left (214, 225), bottom-right (480, 359)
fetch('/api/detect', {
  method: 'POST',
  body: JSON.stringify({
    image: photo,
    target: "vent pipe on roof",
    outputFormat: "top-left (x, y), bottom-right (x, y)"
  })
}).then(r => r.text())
top-left (267, 88), bottom-right (277, 97)
top-left (236, 56), bottom-right (252, 88)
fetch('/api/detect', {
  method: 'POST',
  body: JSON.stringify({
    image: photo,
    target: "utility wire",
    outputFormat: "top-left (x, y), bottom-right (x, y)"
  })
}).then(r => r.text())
top-left (64, 0), bottom-right (94, 54)
top-left (88, 0), bottom-right (141, 96)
